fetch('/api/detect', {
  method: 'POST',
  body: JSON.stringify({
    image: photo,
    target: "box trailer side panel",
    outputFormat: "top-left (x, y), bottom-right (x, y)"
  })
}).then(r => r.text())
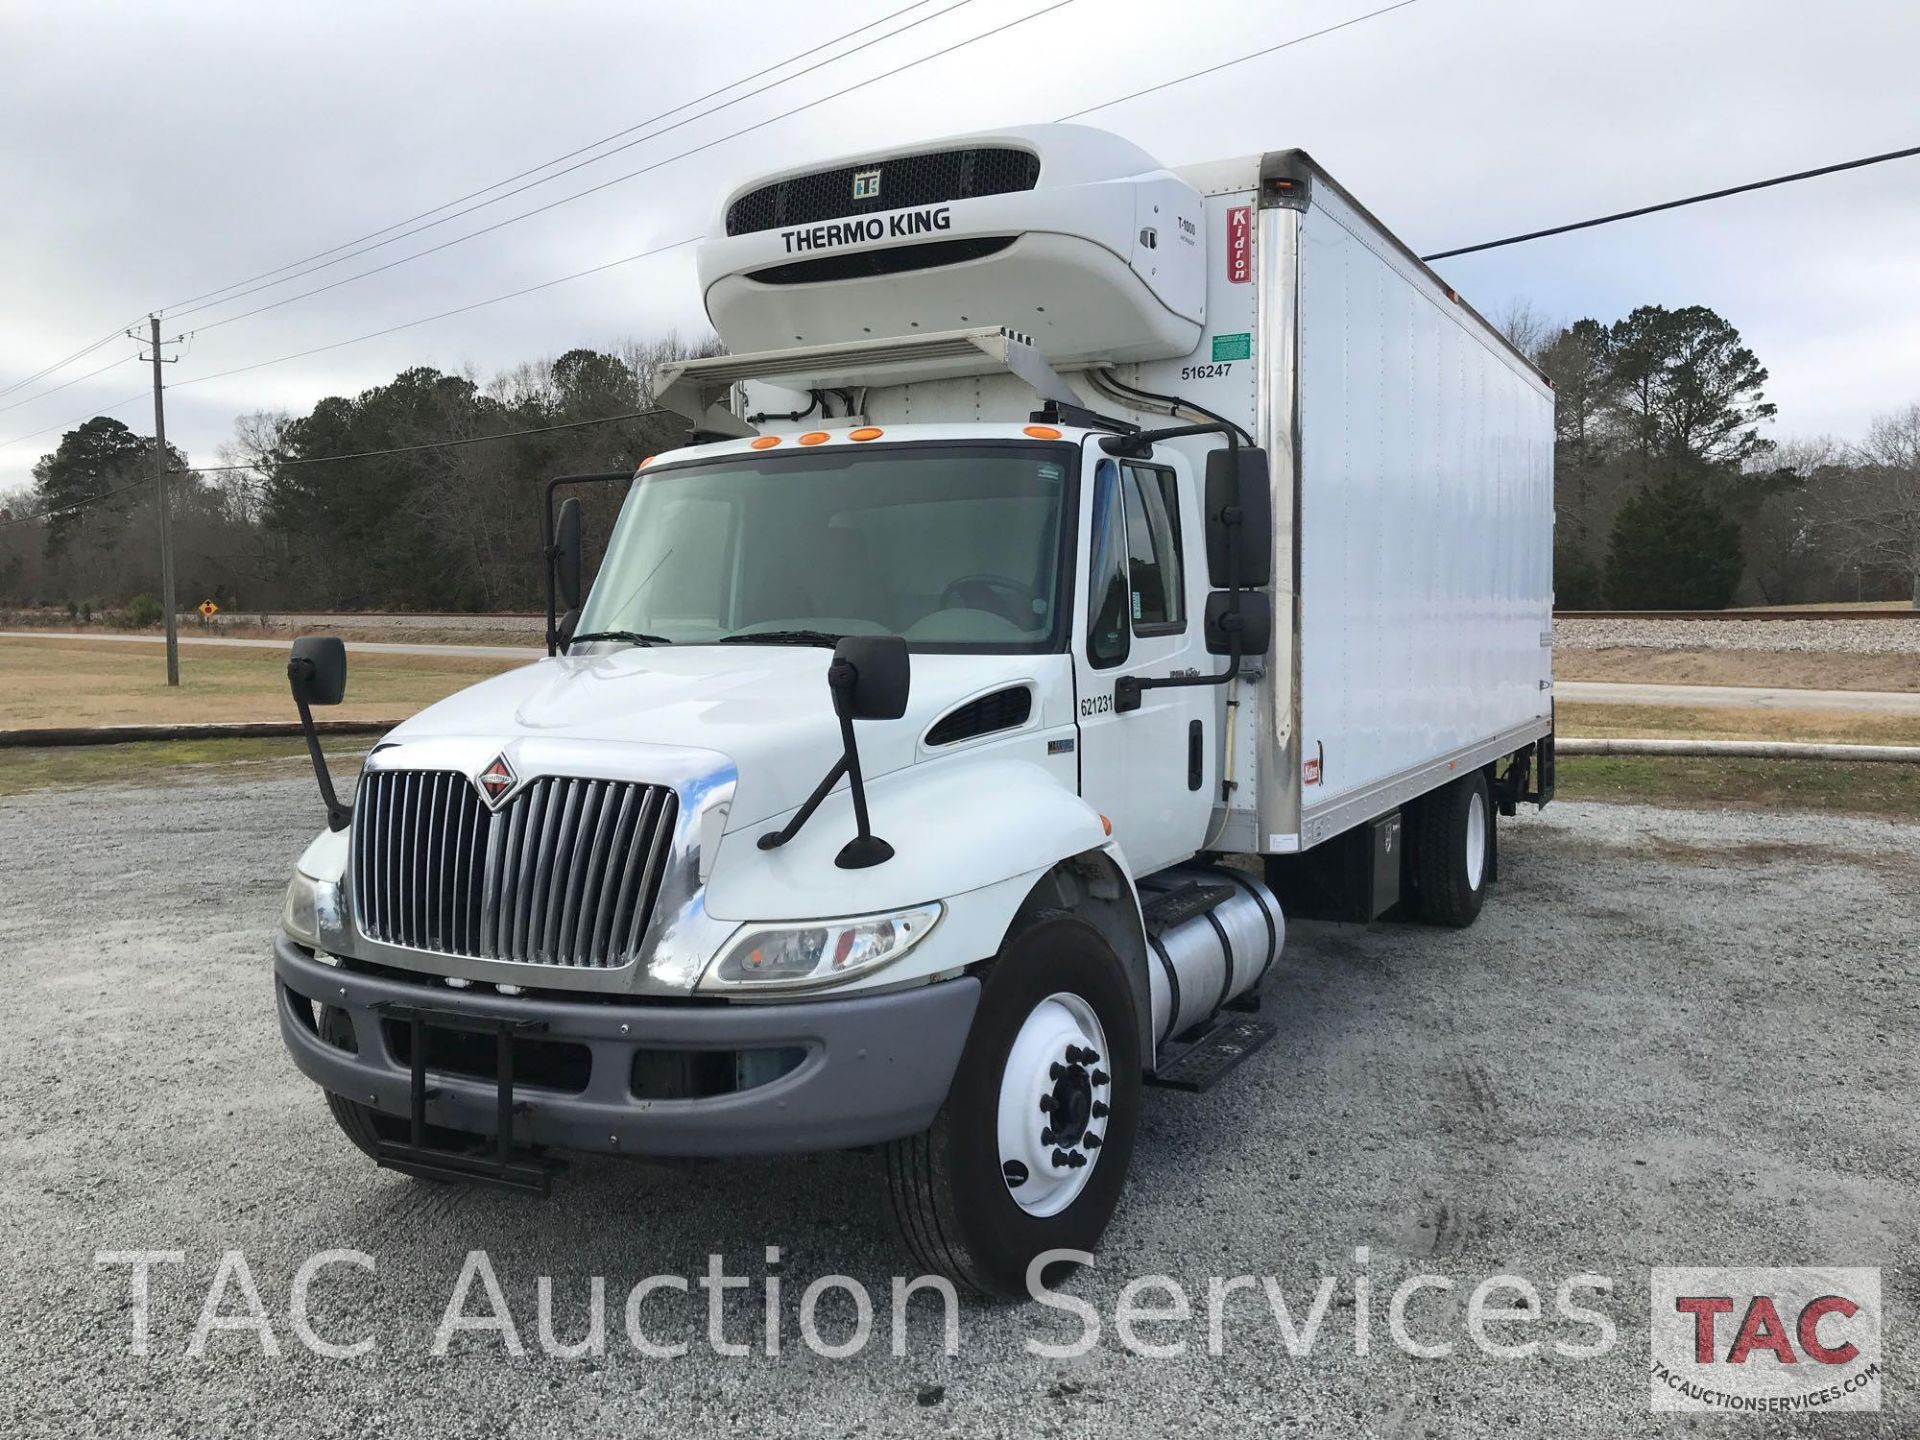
top-left (1291, 181), bottom-right (1554, 848)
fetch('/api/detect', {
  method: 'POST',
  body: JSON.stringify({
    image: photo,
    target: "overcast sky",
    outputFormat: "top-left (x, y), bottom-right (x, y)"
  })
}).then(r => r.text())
top-left (2, 0), bottom-right (1915, 494)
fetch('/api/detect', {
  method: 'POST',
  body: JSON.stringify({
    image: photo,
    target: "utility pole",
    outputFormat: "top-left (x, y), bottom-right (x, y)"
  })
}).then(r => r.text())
top-left (136, 315), bottom-right (182, 685)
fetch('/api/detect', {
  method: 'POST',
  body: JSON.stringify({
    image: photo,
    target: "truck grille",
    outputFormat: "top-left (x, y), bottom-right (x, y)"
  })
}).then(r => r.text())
top-left (351, 770), bottom-right (678, 970)
top-left (724, 145), bottom-right (1040, 237)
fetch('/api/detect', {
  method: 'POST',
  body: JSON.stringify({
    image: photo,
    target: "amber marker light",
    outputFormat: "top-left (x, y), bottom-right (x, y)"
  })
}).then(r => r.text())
top-left (849, 426), bottom-right (884, 441)
top-left (749, 435), bottom-right (781, 449)
top-left (798, 431), bottom-right (830, 446)
top-left (1023, 425), bottom-right (1062, 439)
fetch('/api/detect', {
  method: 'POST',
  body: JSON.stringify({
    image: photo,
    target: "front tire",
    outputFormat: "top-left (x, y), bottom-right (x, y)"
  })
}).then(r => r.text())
top-left (884, 913), bottom-right (1141, 1298)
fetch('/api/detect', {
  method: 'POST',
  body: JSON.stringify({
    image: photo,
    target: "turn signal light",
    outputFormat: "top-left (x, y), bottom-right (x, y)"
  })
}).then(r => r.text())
top-left (798, 431), bottom-right (830, 446)
top-left (750, 435), bottom-right (781, 449)
top-left (1023, 425), bottom-right (1062, 439)
top-left (1099, 814), bottom-right (1113, 836)
top-left (848, 426), bottom-right (884, 441)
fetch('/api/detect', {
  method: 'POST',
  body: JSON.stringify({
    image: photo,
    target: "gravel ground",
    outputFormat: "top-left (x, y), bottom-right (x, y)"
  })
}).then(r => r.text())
top-left (3, 778), bottom-right (1916, 1438)
top-left (1556, 617), bottom-right (1920, 655)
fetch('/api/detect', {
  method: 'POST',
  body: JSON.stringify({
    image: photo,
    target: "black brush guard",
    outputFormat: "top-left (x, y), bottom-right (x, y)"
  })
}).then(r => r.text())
top-left (372, 1001), bottom-right (566, 1194)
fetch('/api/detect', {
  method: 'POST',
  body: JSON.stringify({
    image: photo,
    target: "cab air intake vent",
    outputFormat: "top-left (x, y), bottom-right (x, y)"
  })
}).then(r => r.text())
top-left (926, 686), bottom-right (1033, 747)
top-left (725, 146), bottom-right (1040, 237)
top-left (749, 236), bottom-right (1015, 286)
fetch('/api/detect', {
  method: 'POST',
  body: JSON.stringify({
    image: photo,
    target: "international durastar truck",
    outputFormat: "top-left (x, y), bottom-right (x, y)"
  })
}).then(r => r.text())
top-left (273, 124), bottom-right (1554, 1296)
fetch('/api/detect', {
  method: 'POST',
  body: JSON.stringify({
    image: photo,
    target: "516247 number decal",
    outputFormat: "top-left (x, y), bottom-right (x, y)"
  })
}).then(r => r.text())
top-left (1180, 363), bottom-right (1234, 381)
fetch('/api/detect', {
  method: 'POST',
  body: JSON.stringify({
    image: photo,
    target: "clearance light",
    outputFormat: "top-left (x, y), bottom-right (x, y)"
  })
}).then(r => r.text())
top-left (1023, 425), bottom-right (1062, 439)
top-left (798, 431), bottom-right (830, 446)
top-left (750, 435), bottom-right (781, 450)
top-left (639, 455), bottom-right (656, 468)
top-left (849, 426), bottom-right (884, 441)
top-left (1100, 814), bottom-right (1113, 836)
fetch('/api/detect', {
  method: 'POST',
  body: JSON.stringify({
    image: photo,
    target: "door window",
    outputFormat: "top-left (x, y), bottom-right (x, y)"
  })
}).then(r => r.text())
top-left (1121, 463), bottom-right (1184, 632)
top-left (1086, 458), bottom-right (1130, 667)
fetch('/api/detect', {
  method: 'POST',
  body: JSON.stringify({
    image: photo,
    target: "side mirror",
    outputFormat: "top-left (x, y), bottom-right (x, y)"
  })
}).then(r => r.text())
top-left (553, 497), bottom-right (584, 611)
top-left (1204, 446), bottom-right (1272, 589)
top-left (828, 635), bottom-right (910, 721)
top-left (1205, 590), bottom-right (1273, 657)
top-left (288, 636), bottom-right (348, 706)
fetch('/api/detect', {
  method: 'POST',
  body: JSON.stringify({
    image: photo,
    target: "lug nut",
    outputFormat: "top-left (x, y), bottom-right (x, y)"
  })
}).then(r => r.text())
top-left (1092, 1069), bottom-right (1110, 1087)
top-left (1091, 1101), bottom-right (1109, 1119)
top-left (1051, 1148), bottom-right (1073, 1168)
top-left (1040, 1127), bottom-right (1055, 1146)
top-left (1067, 1151), bottom-right (1088, 1168)
top-left (1039, 1095), bottom-right (1055, 1113)
top-left (1064, 1045), bottom-right (1086, 1064)
top-left (1049, 1062), bottom-right (1065, 1080)
top-left (1083, 1131), bottom-right (1103, 1149)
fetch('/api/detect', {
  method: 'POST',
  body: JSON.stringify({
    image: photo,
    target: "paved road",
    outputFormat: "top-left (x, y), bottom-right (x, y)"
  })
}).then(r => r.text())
top-left (3, 771), bottom-right (1913, 1437)
top-left (1557, 679), bottom-right (1920, 715)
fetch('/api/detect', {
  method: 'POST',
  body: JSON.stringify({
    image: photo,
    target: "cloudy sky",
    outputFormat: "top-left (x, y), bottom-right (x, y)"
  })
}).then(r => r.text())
top-left (2, 0), bottom-right (1914, 494)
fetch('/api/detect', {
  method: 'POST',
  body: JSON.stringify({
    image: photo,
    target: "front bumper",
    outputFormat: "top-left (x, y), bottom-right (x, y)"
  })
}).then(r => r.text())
top-left (274, 936), bottom-right (979, 1157)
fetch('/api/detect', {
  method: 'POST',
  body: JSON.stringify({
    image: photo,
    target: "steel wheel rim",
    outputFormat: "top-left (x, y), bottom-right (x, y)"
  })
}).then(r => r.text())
top-left (996, 991), bottom-right (1112, 1218)
top-left (1465, 789), bottom-right (1488, 891)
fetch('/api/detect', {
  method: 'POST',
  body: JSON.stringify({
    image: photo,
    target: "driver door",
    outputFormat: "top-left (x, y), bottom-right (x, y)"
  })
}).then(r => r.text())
top-left (1073, 446), bottom-right (1215, 875)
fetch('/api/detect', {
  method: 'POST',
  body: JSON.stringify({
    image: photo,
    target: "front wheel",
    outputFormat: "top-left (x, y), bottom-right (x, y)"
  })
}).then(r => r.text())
top-left (884, 913), bottom-right (1141, 1298)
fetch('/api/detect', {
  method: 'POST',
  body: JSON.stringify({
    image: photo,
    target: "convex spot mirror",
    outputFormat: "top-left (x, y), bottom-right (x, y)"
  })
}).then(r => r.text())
top-left (1204, 591), bottom-right (1272, 657)
top-left (1204, 446), bottom-right (1272, 589)
top-left (288, 636), bottom-right (348, 706)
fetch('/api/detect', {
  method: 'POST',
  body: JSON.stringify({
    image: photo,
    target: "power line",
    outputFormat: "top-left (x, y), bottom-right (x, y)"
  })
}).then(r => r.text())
top-left (0, 407), bottom-right (679, 529)
top-left (170, 238), bottom-right (699, 390)
top-left (0, 391), bottom-right (151, 453)
top-left (1422, 142), bottom-right (1920, 261)
top-left (161, 0), bottom-right (955, 314)
top-left (1055, 0), bottom-right (1421, 121)
top-left (0, 322), bottom-right (140, 402)
top-left (0, 350), bottom-right (139, 418)
top-left (175, 0), bottom-right (1074, 335)
top-left (166, 0), bottom-right (984, 321)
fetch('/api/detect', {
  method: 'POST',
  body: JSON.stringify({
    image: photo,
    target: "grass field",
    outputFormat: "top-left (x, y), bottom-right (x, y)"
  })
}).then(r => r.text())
top-left (1556, 701), bottom-right (1920, 746)
top-left (0, 635), bottom-right (524, 729)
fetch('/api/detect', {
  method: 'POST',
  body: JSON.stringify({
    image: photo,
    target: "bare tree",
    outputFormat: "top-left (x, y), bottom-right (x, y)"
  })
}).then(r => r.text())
top-left (1492, 298), bottom-right (1556, 363)
top-left (1833, 403), bottom-right (1920, 607)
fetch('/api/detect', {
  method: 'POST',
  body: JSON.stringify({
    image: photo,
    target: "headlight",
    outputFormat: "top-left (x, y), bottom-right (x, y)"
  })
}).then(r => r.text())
top-left (701, 904), bottom-right (942, 993)
top-left (282, 870), bottom-right (342, 948)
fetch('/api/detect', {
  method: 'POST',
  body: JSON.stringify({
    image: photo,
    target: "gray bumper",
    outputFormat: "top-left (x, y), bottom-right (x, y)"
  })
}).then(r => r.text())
top-left (273, 936), bottom-right (979, 1157)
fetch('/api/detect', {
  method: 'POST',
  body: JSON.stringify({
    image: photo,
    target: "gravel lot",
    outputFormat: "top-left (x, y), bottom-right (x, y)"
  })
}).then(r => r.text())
top-left (3, 775), bottom-right (1916, 1437)
top-left (1556, 616), bottom-right (1920, 655)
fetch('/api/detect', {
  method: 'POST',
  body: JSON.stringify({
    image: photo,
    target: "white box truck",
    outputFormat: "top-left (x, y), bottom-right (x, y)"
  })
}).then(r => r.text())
top-left (274, 124), bottom-right (1554, 1296)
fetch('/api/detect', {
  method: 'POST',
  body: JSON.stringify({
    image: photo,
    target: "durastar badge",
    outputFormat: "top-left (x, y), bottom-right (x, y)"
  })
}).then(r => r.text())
top-left (476, 754), bottom-right (517, 807)
top-left (852, 167), bottom-right (881, 200)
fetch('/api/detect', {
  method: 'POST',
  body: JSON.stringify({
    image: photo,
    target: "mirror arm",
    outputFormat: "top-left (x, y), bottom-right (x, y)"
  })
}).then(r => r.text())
top-left (287, 660), bottom-right (352, 832)
top-left (755, 656), bottom-right (897, 868)
top-left (755, 754), bottom-right (850, 853)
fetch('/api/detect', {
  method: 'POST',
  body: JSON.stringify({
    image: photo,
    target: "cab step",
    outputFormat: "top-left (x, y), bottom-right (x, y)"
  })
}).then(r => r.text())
top-left (1147, 1011), bottom-right (1276, 1092)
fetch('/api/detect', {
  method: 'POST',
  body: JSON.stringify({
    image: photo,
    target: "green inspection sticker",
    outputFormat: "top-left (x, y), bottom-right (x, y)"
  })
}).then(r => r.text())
top-left (1211, 332), bottom-right (1251, 362)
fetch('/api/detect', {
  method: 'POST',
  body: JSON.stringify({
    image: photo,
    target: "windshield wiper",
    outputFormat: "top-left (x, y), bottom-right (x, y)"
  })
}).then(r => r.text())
top-left (567, 629), bottom-right (674, 649)
top-left (715, 629), bottom-right (847, 647)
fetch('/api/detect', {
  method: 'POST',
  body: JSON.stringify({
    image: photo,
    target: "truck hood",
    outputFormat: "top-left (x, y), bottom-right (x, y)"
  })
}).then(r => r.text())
top-left (380, 646), bottom-right (1048, 829)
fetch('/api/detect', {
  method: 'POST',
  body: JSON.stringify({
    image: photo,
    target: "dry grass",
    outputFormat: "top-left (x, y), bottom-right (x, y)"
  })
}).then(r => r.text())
top-left (1556, 755), bottom-right (1920, 820)
top-left (1558, 701), bottom-right (1920, 746)
top-left (1555, 647), bottom-right (1920, 692)
top-left (0, 636), bottom-right (524, 729)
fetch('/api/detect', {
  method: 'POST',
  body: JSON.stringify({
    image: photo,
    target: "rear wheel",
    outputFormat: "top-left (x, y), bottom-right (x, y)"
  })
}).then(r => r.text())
top-left (884, 913), bottom-right (1141, 1297)
top-left (1411, 771), bottom-right (1492, 927)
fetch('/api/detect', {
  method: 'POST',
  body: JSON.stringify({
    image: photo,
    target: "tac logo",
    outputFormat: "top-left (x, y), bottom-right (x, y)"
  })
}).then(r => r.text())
top-left (475, 754), bottom-right (517, 807)
top-left (851, 168), bottom-right (882, 201)
top-left (1650, 1267), bottom-right (1881, 1413)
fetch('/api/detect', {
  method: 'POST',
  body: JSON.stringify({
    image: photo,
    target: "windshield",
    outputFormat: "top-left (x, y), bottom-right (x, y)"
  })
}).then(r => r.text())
top-left (574, 442), bottom-right (1073, 651)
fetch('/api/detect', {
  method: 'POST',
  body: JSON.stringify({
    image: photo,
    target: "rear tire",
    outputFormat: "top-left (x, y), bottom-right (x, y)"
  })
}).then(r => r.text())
top-left (884, 913), bottom-right (1141, 1298)
top-left (1411, 772), bottom-right (1492, 927)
